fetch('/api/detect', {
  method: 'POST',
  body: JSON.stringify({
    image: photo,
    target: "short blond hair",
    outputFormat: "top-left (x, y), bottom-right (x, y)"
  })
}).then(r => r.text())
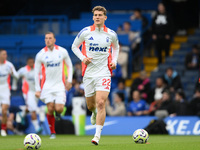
top-left (92, 6), bottom-right (107, 16)
top-left (45, 31), bottom-right (55, 38)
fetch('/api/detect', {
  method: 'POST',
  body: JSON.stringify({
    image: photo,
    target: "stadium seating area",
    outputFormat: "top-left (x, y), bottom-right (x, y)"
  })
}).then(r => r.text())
top-left (0, 2), bottom-right (199, 110)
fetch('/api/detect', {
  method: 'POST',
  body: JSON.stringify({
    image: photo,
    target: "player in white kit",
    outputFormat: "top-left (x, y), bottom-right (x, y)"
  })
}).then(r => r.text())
top-left (0, 49), bottom-right (18, 136)
top-left (13, 58), bottom-right (42, 133)
top-left (72, 6), bottom-right (119, 145)
top-left (34, 32), bottom-right (73, 139)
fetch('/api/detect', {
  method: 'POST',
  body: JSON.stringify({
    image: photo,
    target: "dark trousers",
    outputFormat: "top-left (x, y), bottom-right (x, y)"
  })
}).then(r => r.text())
top-left (155, 38), bottom-right (171, 64)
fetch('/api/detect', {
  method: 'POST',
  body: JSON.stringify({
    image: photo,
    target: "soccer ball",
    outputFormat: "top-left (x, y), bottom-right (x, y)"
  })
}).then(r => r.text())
top-left (24, 133), bottom-right (42, 149)
top-left (132, 129), bottom-right (149, 144)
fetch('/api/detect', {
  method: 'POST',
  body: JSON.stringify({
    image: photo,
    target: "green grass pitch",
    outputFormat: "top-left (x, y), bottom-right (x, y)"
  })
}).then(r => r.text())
top-left (0, 135), bottom-right (200, 150)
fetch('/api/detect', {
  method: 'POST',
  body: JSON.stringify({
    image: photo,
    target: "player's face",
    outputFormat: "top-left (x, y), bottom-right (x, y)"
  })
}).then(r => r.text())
top-left (27, 59), bottom-right (34, 68)
top-left (93, 10), bottom-right (107, 27)
top-left (45, 33), bottom-right (56, 48)
top-left (0, 50), bottom-right (7, 62)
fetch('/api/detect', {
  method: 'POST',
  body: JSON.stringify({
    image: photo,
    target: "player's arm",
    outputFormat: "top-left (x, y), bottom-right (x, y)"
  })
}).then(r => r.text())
top-left (63, 49), bottom-right (73, 91)
top-left (10, 63), bottom-right (19, 79)
top-left (110, 31), bottom-right (120, 70)
top-left (12, 68), bottom-right (24, 90)
top-left (34, 53), bottom-right (42, 98)
top-left (9, 63), bottom-right (19, 90)
top-left (71, 28), bottom-right (92, 65)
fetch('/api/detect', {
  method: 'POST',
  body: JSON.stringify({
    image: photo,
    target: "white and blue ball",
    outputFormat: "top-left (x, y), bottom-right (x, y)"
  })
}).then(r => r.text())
top-left (24, 133), bottom-right (42, 149)
top-left (132, 129), bottom-right (149, 144)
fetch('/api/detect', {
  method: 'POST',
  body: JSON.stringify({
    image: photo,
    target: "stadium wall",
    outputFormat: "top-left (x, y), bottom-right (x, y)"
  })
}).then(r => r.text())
top-left (22, 116), bottom-right (200, 136)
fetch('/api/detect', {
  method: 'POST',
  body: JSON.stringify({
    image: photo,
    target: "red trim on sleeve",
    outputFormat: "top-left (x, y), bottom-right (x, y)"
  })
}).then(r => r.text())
top-left (108, 45), bottom-right (112, 75)
top-left (7, 75), bottom-right (11, 90)
top-left (41, 64), bottom-right (46, 89)
top-left (81, 41), bottom-right (87, 76)
top-left (62, 61), bottom-right (66, 86)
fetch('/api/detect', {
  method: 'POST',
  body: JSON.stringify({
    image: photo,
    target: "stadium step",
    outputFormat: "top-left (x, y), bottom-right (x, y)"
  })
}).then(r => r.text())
top-left (143, 57), bottom-right (158, 65)
top-left (125, 79), bottom-right (133, 87)
top-left (170, 43), bottom-right (181, 51)
top-left (144, 65), bottom-right (157, 73)
top-left (173, 36), bottom-right (188, 43)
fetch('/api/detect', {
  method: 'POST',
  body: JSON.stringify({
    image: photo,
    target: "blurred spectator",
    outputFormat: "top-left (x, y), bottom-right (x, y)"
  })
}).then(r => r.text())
top-left (185, 44), bottom-right (200, 70)
top-left (117, 21), bottom-right (141, 55)
top-left (149, 77), bottom-right (167, 104)
top-left (117, 43), bottom-right (129, 79)
top-left (0, 106), bottom-right (29, 135)
top-left (162, 67), bottom-right (182, 93)
top-left (130, 8), bottom-right (148, 29)
top-left (111, 79), bottom-right (128, 106)
top-left (106, 93), bottom-right (126, 116)
top-left (111, 63), bottom-right (122, 92)
top-left (127, 90), bottom-right (149, 116)
top-left (189, 88), bottom-right (200, 116)
top-left (152, 3), bottom-right (173, 64)
top-left (73, 62), bottom-right (82, 83)
top-left (130, 70), bottom-right (151, 101)
top-left (155, 89), bottom-right (175, 119)
top-left (170, 89), bottom-right (189, 116)
top-left (66, 81), bottom-right (84, 115)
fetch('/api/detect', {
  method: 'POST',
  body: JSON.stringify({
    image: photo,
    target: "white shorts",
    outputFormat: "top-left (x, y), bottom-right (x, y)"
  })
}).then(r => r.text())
top-left (40, 90), bottom-right (66, 104)
top-left (83, 76), bottom-right (111, 97)
top-left (0, 88), bottom-right (10, 105)
top-left (23, 91), bottom-right (38, 112)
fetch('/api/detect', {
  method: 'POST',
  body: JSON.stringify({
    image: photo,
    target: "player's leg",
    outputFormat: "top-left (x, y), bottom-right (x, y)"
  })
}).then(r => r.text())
top-left (1, 104), bottom-right (9, 136)
top-left (54, 91), bottom-right (66, 118)
top-left (83, 77), bottom-right (96, 125)
top-left (91, 76), bottom-right (111, 145)
top-left (40, 91), bottom-right (56, 138)
top-left (55, 103), bottom-right (64, 120)
top-left (86, 95), bottom-right (97, 125)
top-left (91, 91), bottom-right (109, 145)
top-left (27, 91), bottom-right (41, 133)
top-left (46, 102), bottom-right (56, 138)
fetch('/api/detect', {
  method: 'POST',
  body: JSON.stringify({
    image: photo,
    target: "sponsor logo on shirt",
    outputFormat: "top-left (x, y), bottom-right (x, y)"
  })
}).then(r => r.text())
top-left (89, 46), bottom-right (107, 52)
top-left (47, 62), bottom-right (60, 67)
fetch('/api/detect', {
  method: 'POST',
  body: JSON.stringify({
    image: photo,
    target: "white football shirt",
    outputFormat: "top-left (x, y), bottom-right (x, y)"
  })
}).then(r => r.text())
top-left (34, 45), bottom-right (73, 92)
top-left (72, 24), bottom-right (119, 77)
top-left (0, 60), bottom-right (18, 90)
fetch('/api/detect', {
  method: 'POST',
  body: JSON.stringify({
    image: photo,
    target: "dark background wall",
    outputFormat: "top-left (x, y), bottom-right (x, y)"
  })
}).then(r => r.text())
top-left (0, 0), bottom-right (199, 28)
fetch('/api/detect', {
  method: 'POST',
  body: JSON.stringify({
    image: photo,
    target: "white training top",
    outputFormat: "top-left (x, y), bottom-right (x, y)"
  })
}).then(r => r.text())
top-left (34, 45), bottom-right (73, 92)
top-left (0, 60), bottom-right (18, 90)
top-left (72, 24), bottom-right (119, 77)
top-left (17, 66), bottom-right (35, 93)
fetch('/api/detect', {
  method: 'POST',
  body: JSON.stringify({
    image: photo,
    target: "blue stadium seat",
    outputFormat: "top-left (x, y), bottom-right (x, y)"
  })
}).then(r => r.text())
top-left (187, 36), bottom-right (200, 44)
top-left (158, 64), bottom-right (171, 72)
top-left (118, 34), bottom-right (130, 46)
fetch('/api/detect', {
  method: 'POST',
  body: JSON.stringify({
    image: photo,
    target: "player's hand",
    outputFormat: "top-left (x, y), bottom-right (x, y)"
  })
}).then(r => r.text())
top-left (35, 91), bottom-right (41, 98)
top-left (65, 82), bottom-right (72, 91)
top-left (83, 57), bottom-right (92, 65)
top-left (110, 62), bottom-right (116, 70)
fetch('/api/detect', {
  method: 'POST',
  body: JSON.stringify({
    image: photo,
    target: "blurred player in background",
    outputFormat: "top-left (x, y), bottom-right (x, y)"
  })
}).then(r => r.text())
top-left (0, 49), bottom-right (18, 136)
top-left (72, 6), bottom-right (119, 145)
top-left (34, 32), bottom-right (73, 139)
top-left (13, 57), bottom-right (42, 134)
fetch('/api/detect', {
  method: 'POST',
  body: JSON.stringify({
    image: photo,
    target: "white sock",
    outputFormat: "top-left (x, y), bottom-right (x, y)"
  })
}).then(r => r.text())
top-left (32, 119), bottom-right (40, 131)
top-left (95, 125), bottom-right (103, 138)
